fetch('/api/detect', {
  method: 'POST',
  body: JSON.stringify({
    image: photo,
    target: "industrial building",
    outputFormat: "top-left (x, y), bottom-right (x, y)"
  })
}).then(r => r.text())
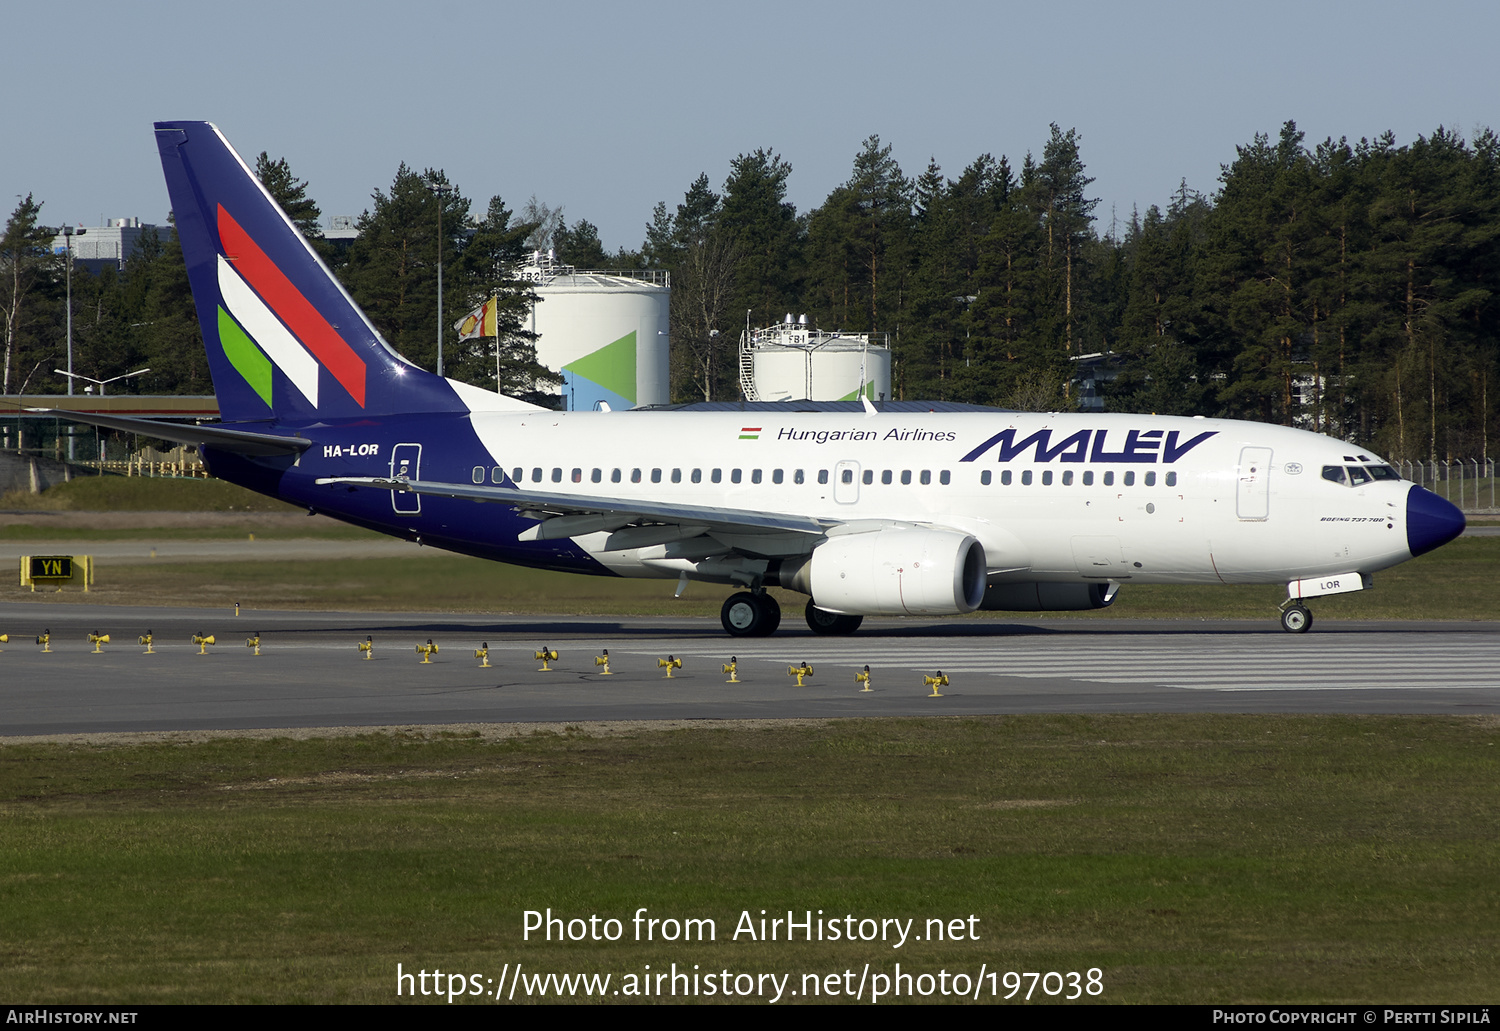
top-left (520, 253), bottom-right (671, 411)
top-left (738, 315), bottom-right (891, 403)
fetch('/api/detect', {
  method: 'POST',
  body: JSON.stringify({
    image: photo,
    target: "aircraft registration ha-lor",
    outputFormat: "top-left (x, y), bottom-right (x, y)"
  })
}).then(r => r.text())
top-left (40, 122), bottom-right (1467, 638)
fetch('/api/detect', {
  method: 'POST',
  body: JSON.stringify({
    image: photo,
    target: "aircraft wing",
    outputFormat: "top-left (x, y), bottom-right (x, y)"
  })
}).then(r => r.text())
top-left (316, 475), bottom-right (840, 547)
top-left (23, 409), bottom-right (311, 457)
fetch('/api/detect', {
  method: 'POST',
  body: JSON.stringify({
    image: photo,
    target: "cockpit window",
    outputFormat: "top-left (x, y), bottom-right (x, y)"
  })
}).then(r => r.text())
top-left (1322, 465), bottom-right (1347, 484)
top-left (1347, 466), bottom-right (1371, 486)
top-left (1368, 464), bottom-right (1399, 481)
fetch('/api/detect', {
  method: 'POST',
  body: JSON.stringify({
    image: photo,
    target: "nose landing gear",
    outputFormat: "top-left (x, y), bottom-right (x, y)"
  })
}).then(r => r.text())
top-left (1279, 603), bottom-right (1313, 634)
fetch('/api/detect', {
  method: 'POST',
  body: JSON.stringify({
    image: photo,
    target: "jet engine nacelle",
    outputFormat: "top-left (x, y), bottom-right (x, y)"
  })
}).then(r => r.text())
top-left (801, 528), bottom-right (987, 616)
top-left (980, 581), bottom-right (1118, 611)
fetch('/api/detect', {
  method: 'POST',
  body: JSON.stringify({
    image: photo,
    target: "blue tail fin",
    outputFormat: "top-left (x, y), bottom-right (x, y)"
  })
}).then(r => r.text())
top-left (155, 121), bottom-right (482, 423)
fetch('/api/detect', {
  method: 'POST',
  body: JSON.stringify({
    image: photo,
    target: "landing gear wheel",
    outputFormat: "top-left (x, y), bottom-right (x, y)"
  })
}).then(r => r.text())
top-left (805, 600), bottom-right (864, 636)
top-left (722, 592), bottom-right (780, 637)
top-left (722, 592), bottom-right (762, 637)
top-left (1280, 604), bottom-right (1313, 634)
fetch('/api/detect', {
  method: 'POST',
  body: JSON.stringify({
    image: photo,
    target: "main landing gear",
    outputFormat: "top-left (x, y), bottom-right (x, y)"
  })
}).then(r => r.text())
top-left (805, 600), bottom-right (863, 636)
top-left (1279, 603), bottom-right (1313, 634)
top-left (721, 591), bottom-right (782, 637)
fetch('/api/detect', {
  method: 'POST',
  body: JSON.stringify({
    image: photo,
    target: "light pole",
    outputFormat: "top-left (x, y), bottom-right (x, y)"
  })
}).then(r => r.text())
top-left (58, 226), bottom-right (85, 397)
top-left (57, 225), bottom-right (87, 458)
top-left (426, 177), bottom-right (452, 377)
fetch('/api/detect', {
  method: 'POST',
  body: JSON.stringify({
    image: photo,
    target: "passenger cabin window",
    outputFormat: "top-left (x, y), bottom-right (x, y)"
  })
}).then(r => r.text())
top-left (752, 469), bottom-right (763, 484)
top-left (1103, 471), bottom-right (1114, 486)
top-left (773, 469), bottom-right (784, 484)
top-left (841, 469), bottom-right (854, 484)
top-left (512, 467), bottom-right (523, 482)
top-left (862, 470), bottom-right (873, 485)
top-left (571, 468), bottom-right (582, 483)
top-left (794, 469), bottom-right (805, 484)
top-left (712, 469), bottom-right (722, 483)
top-left (551, 468), bottom-right (563, 483)
top-left (492, 467), bottom-right (504, 484)
top-left (472, 466), bottom-right (484, 484)
top-left (901, 470), bottom-right (912, 485)
top-left (651, 468), bottom-right (663, 483)
top-left (532, 467), bottom-right (543, 482)
top-left (981, 470), bottom-right (992, 485)
top-left (1062, 470), bottom-right (1073, 486)
top-left (1021, 470), bottom-right (1033, 485)
top-left (1144, 471), bottom-right (1156, 487)
top-left (940, 470), bottom-right (951, 485)
top-left (591, 468), bottom-right (602, 483)
top-left (1082, 470), bottom-right (1093, 486)
top-left (1001, 470), bottom-right (1012, 485)
top-left (671, 468), bottom-right (682, 483)
top-left (1166, 471), bottom-right (1177, 487)
top-left (611, 468), bottom-right (622, 483)
top-left (882, 470), bottom-right (893, 485)
top-left (731, 469), bottom-right (742, 484)
top-left (1041, 470), bottom-right (1053, 486)
top-left (1124, 471), bottom-right (1135, 486)
top-left (920, 470), bottom-right (932, 485)
top-left (631, 468), bottom-right (642, 483)
top-left (691, 469), bottom-right (702, 483)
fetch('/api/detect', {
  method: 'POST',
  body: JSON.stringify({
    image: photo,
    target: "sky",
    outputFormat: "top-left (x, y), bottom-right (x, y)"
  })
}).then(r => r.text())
top-left (5, 0), bottom-right (1497, 251)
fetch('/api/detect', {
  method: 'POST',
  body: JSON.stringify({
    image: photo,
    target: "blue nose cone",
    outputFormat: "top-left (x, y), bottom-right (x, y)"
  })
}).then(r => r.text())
top-left (1407, 485), bottom-right (1466, 557)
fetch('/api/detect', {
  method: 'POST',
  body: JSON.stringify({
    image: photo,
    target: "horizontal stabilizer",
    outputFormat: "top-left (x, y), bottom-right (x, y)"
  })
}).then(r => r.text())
top-left (27, 409), bottom-right (310, 457)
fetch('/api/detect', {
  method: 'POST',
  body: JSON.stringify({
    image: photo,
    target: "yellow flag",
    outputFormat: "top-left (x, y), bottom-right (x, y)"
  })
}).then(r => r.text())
top-left (454, 296), bottom-right (498, 340)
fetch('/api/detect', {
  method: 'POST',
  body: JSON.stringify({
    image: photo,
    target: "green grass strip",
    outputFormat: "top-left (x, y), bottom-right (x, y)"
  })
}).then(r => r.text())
top-left (0, 715), bottom-right (1495, 1003)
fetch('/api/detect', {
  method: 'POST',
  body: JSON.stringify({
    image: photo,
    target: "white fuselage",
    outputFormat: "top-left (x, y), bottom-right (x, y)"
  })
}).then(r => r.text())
top-left (463, 409), bottom-right (1414, 589)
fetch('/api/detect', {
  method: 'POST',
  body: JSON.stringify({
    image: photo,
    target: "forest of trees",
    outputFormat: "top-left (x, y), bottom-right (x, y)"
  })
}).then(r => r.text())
top-left (4, 120), bottom-right (1498, 463)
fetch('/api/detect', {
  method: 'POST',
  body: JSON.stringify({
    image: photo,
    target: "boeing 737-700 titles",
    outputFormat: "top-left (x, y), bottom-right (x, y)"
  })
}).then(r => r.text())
top-left (41, 122), bottom-right (1468, 637)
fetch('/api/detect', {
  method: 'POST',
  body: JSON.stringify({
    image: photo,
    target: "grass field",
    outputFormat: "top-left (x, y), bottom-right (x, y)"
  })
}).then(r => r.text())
top-left (0, 716), bottom-right (1494, 1005)
top-left (1, 475), bottom-right (298, 513)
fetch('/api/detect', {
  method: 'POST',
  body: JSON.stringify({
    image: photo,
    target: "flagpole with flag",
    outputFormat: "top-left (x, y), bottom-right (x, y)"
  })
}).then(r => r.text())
top-left (454, 296), bottom-right (500, 389)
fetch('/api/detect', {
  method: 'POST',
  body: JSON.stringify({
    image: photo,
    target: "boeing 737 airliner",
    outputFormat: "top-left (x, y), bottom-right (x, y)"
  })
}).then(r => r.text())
top-left (48, 122), bottom-right (1467, 637)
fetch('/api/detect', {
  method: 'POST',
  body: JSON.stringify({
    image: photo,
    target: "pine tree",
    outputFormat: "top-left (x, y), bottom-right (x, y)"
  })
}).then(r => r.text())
top-left (338, 165), bottom-right (472, 373)
top-left (719, 149), bottom-right (802, 331)
top-left (254, 153), bottom-right (323, 239)
top-left (0, 195), bottom-right (61, 394)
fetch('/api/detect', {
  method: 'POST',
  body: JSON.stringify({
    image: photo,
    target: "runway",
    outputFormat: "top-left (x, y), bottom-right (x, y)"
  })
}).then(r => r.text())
top-left (3, 601), bottom-right (1497, 737)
